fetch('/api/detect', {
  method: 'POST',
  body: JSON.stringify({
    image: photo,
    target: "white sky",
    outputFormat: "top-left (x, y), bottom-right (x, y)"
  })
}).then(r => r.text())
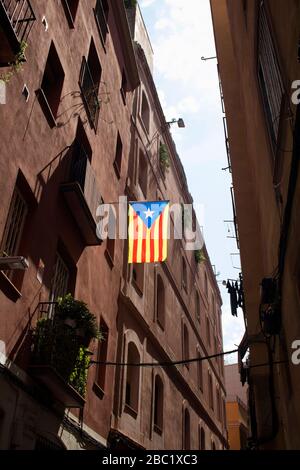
top-left (139, 0), bottom-right (245, 363)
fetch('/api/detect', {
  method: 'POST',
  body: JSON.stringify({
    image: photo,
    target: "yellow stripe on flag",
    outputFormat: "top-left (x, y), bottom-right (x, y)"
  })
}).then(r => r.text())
top-left (146, 227), bottom-right (151, 263)
top-left (154, 217), bottom-right (160, 262)
top-left (136, 214), bottom-right (144, 263)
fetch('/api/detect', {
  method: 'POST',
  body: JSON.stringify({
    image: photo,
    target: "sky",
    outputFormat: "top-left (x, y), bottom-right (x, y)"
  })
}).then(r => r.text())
top-left (139, 0), bottom-right (245, 363)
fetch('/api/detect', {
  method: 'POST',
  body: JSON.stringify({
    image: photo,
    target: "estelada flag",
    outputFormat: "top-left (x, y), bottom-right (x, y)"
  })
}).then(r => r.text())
top-left (128, 201), bottom-right (169, 263)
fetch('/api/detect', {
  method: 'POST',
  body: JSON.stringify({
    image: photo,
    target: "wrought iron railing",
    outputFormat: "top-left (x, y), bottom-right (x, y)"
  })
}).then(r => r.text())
top-left (68, 141), bottom-right (102, 223)
top-left (1, 0), bottom-right (36, 43)
top-left (31, 302), bottom-right (90, 397)
top-left (79, 57), bottom-right (100, 131)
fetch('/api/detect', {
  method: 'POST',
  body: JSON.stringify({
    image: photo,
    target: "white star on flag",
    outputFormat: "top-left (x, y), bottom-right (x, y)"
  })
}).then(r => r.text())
top-left (144, 208), bottom-right (155, 219)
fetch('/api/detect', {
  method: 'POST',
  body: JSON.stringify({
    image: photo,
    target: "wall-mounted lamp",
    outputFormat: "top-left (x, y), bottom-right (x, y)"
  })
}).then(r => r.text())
top-left (166, 118), bottom-right (186, 128)
top-left (201, 56), bottom-right (217, 61)
top-left (0, 256), bottom-right (29, 270)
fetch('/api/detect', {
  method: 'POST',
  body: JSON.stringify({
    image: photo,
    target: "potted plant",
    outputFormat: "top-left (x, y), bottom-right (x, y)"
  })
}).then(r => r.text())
top-left (0, 41), bottom-right (27, 84)
top-left (194, 249), bottom-right (206, 264)
top-left (56, 294), bottom-right (100, 346)
top-left (159, 143), bottom-right (170, 175)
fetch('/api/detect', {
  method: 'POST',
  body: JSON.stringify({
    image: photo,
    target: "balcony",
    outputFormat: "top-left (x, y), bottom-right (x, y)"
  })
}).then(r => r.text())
top-left (0, 0), bottom-right (36, 66)
top-left (29, 302), bottom-right (91, 408)
top-left (61, 142), bottom-right (102, 246)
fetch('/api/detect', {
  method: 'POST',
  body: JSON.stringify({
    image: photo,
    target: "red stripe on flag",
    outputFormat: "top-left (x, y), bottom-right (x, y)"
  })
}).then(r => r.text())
top-left (132, 212), bottom-right (138, 263)
top-left (159, 210), bottom-right (163, 261)
top-left (150, 220), bottom-right (156, 262)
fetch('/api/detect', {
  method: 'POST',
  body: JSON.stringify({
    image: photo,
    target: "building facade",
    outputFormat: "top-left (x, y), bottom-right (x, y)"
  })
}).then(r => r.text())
top-left (0, 0), bottom-right (227, 449)
top-left (211, 0), bottom-right (300, 449)
top-left (225, 363), bottom-right (249, 450)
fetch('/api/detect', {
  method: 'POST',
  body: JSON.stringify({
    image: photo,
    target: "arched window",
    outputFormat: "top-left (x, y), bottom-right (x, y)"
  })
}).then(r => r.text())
top-left (195, 291), bottom-right (200, 322)
top-left (208, 371), bottom-right (214, 410)
top-left (200, 427), bottom-right (206, 450)
top-left (125, 342), bottom-right (140, 414)
top-left (182, 257), bottom-right (187, 291)
top-left (156, 274), bottom-right (165, 329)
top-left (206, 316), bottom-right (211, 346)
top-left (197, 350), bottom-right (203, 391)
top-left (141, 90), bottom-right (150, 132)
top-left (138, 150), bottom-right (148, 197)
top-left (153, 375), bottom-right (164, 433)
top-left (216, 387), bottom-right (221, 421)
top-left (183, 324), bottom-right (189, 369)
top-left (183, 408), bottom-right (191, 450)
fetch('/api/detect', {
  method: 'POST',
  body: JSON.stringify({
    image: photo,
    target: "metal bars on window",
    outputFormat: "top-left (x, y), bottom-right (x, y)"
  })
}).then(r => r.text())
top-left (79, 57), bottom-right (100, 131)
top-left (258, 3), bottom-right (284, 148)
top-left (1, 187), bottom-right (27, 260)
top-left (49, 253), bottom-right (69, 303)
top-left (1, 0), bottom-right (36, 43)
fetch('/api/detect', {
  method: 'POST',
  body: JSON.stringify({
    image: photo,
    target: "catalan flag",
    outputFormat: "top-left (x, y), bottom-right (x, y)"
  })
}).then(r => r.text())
top-left (128, 201), bottom-right (169, 263)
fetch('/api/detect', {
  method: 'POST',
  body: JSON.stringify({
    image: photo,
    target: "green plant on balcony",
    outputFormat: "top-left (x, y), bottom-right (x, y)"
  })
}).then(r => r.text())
top-left (31, 295), bottom-right (101, 397)
top-left (0, 41), bottom-right (28, 84)
top-left (56, 293), bottom-right (100, 344)
top-left (69, 346), bottom-right (91, 397)
top-left (194, 248), bottom-right (206, 264)
top-left (159, 143), bottom-right (170, 175)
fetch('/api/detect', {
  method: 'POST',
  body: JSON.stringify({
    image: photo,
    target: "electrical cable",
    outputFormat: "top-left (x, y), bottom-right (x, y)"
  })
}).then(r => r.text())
top-left (90, 348), bottom-right (239, 367)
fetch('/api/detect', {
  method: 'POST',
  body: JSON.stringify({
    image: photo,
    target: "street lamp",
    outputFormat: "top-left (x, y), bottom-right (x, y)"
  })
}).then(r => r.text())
top-left (201, 56), bottom-right (217, 61)
top-left (0, 256), bottom-right (29, 270)
top-left (166, 118), bottom-right (186, 128)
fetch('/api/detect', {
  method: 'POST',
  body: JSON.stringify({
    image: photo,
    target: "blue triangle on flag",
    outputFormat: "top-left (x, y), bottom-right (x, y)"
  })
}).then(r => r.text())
top-left (130, 201), bottom-right (168, 229)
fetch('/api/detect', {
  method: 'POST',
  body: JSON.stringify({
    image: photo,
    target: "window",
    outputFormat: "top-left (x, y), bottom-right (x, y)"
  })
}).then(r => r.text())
top-left (242, 0), bottom-right (248, 26)
top-left (79, 39), bottom-right (101, 130)
top-left (197, 350), bottom-right (203, 391)
top-left (153, 375), bottom-right (164, 433)
top-left (62, 0), bottom-right (79, 27)
top-left (120, 69), bottom-right (127, 104)
top-left (0, 187), bottom-right (28, 281)
top-left (208, 372), bottom-right (214, 410)
top-left (125, 342), bottom-right (140, 414)
top-left (182, 257), bottom-right (187, 292)
top-left (39, 42), bottom-right (65, 127)
top-left (49, 253), bottom-right (70, 302)
top-left (105, 206), bottom-right (116, 266)
top-left (183, 408), bottom-right (190, 450)
top-left (113, 132), bottom-right (123, 178)
top-left (216, 388), bottom-right (221, 421)
top-left (183, 324), bottom-right (189, 369)
top-left (138, 150), bottom-right (148, 197)
top-left (214, 336), bottom-right (218, 359)
top-left (141, 91), bottom-right (150, 133)
top-left (200, 427), bottom-right (205, 450)
top-left (156, 274), bottom-right (165, 329)
top-left (95, 0), bottom-right (109, 47)
top-left (258, 3), bottom-right (284, 149)
top-left (195, 291), bottom-right (200, 322)
top-left (204, 271), bottom-right (208, 296)
top-left (206, 317), bottom-right (211, 346)
top-left (106, 237), bottom-right (115, 265)
top-left (70, 119), bottom-right (92, 189)
top-left (95, 318), bottom-right (109, 393)
top-left (132, 263), bottom-right (144, 295)
top-left (212, 441), bottom-right (216, 451)
top-left (222, 398), bottom-right (226, 426)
